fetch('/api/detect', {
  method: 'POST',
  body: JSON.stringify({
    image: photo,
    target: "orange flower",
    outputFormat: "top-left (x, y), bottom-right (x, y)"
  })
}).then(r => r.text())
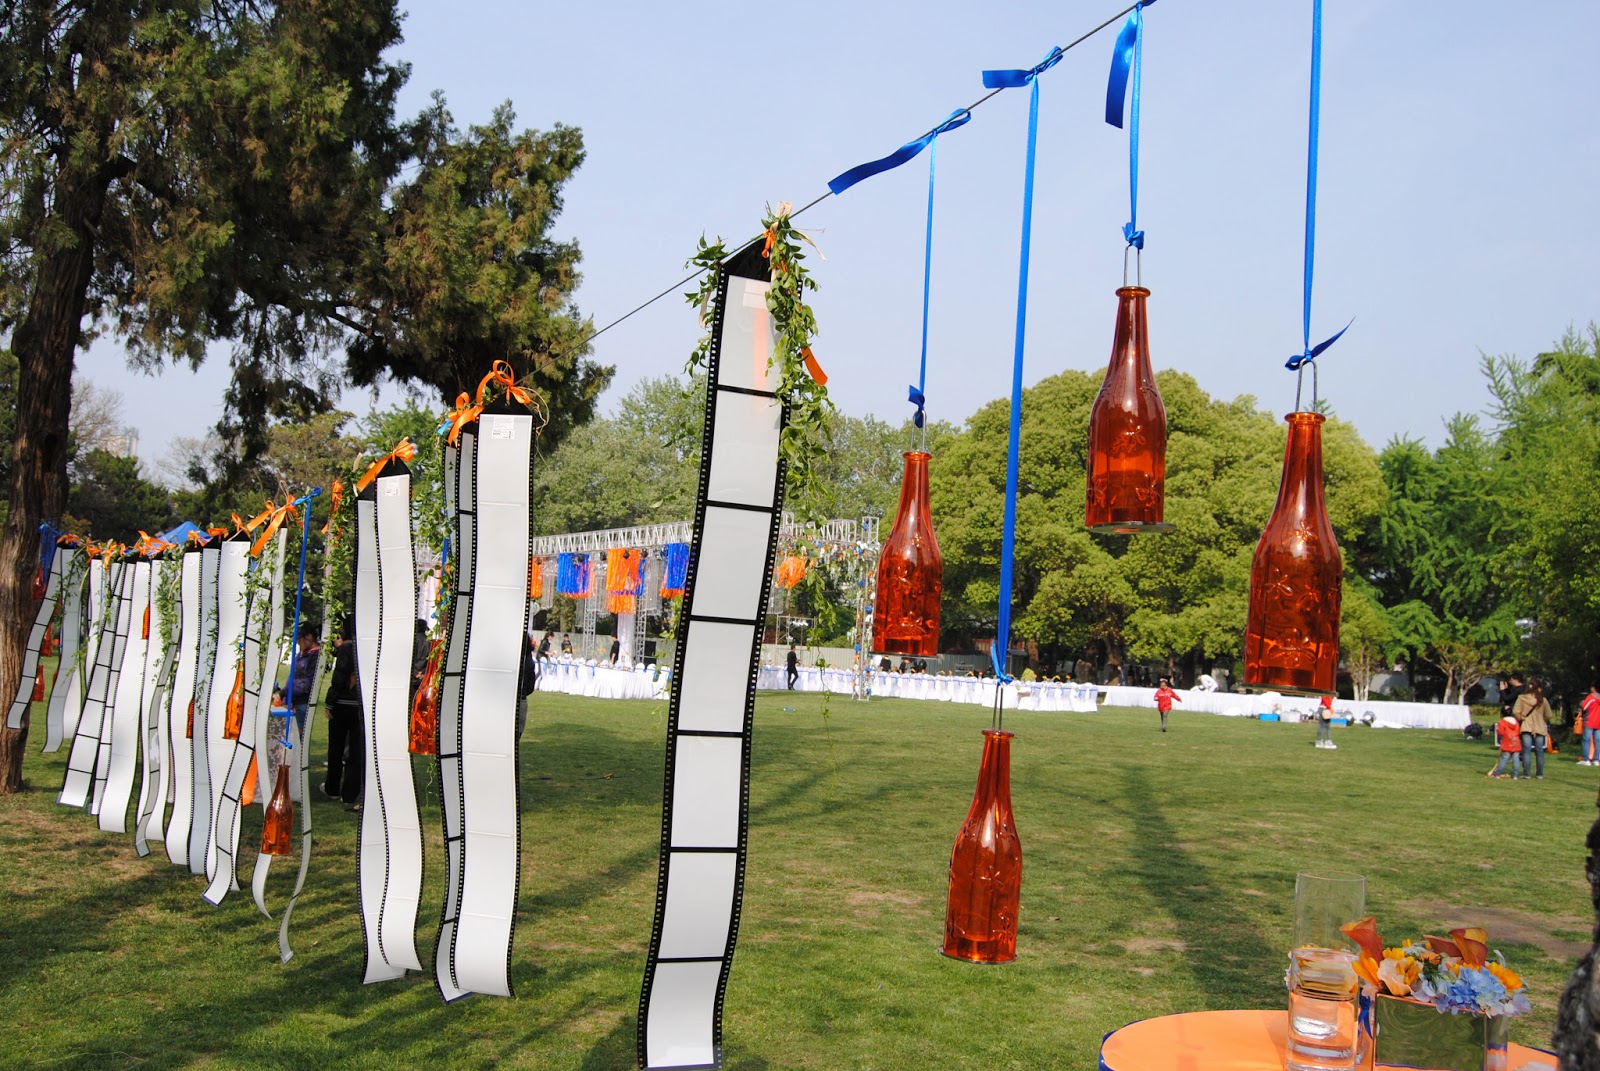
top-left (1423, 934), bottom-right (1461, 959)
top-left (1487, 961), bottom-right (1523, 991)
top-left (1449, 927), bottom-right (1489, 969)
top-left (1340, 916), bottom-right (1384, 962)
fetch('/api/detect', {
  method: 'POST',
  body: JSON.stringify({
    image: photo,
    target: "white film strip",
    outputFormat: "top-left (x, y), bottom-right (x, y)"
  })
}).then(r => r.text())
top-left (134, 555), bottom-right (180, 856)
top-left (435, 433), bottom-right (472, 1000)
top-left (164, 548), bottom-right (204, 868)
top-left (206, 532), bottom-right (285, 906)
top-left (186, 544), bottom-right (222, 873)
top-left (437, 404), bottom-right (532, 1001)
top-left (251, 528), bottom-right (298, 917)
top-left (200, 538), bottom-right (250, 884)
top-left (639, 248), bottom-right (787, 1070)
top-left (351, 463), bottom-right (423, 981)
top-left (5, 544), bottom-right (63, 730)
top-left (90, 560), bottom-right (135, 817)
top-left (98, 559), bottom-right (153, 833)
top-left (277, 604), bottom-right (335, 961)
top-left (44, 548), bottom-right (88, 753)
top-left (60, 558), bottom-right (125, 810)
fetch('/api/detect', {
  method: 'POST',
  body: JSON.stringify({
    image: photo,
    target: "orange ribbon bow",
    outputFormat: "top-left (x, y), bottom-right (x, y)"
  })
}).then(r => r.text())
top-left (248, 499), bottom-right (299, 557)
top-left (356, 438), bottom-right (418, 493)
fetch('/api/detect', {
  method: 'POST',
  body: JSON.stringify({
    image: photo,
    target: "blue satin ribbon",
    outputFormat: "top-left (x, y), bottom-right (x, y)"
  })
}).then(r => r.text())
top-left (1106, 2), bottom-right (1152, 249)
top-left (37, 521), bottom-right (62, 576)
top-left (1289, 0), bottom-right (1349, 373)
top-left (827, 108), bottom-right (971, 196)
top-left (981, 44), bottom-right (1064, 90)
top-left (280, 487), bottom-right (322, 742)
top-left (989, 65), bottom-right (1046, 683)
top-left (910, 133), bottom-right (944, 430)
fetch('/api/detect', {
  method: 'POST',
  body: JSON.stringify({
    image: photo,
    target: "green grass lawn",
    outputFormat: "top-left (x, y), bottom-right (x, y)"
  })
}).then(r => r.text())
top-left (0, 688), bottom-right (1591, 1070)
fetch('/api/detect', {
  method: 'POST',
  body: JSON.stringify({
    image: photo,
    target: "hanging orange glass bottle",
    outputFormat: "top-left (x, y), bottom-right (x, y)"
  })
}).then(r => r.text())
top-left (260, 763), bottom-right (294, 856)
top-left (1086, 286), bottom-right (1171, 534)
top-left (222, 664), bottom-right (246, 740)
top-left (1244, 410), bottom-right (1342, 695)
top-left (872, 451), bottom-right (942, 657)
top-left (41, 623), bottom-right (54, 658)
top-left (409, 639), bottom-right (442, 755)
top-left (186, 698), bottom-right (195, 738)
top-left (30, 563), bottom-right (46, 602)
top-left (30, 663), bottom-right (45, 702)
top-left (240, 753), bottom-right (259, 806)
top-left (942, 728), bottom-right (1022, 963)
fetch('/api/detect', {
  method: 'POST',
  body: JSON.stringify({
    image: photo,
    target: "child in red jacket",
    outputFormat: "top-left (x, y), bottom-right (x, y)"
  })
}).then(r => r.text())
top-left (1493, 713), bottom-right (1523, 779)
top-left (1154, 678), bottom-right (1182, 732)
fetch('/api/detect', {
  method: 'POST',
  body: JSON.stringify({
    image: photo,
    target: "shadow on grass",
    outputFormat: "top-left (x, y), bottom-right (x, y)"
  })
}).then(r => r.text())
top-left (1120, 766), bottom-right (1284, 1009)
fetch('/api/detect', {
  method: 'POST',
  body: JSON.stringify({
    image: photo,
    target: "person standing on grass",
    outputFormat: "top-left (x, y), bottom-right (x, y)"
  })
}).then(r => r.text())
top-left (1493, 708), bottom-right (1524, 778)
top-left (1581, 684), bottom-right (1600, 766)
top-left (320, 619), bottom-right (365, 809)
top-left (1153, 677), bottom-right (1181, 732)
top-left (786, 645), bottom-right (799, 690)
top-left (1514, 679), bottom-right (1552, 779)
top-left (1314, 694), bottom-right (1337, 750)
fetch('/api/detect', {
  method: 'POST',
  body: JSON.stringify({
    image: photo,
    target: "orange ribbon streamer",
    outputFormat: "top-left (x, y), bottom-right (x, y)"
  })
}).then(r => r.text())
top-left (249, 499), bottom-right (299, 557)
top-left (801, 347), bottom-right (828, 386)
top-left (321, 479), bottom-right (344, 535)
top-left (444, 392), bottom-right (482, 447)
top-left (355, 438), bottom-right (418, 493)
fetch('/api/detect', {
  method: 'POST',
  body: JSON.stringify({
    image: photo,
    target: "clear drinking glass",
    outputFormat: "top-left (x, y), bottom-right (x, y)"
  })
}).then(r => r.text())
top-left (1286, 871), bottom-right (1366, 1071)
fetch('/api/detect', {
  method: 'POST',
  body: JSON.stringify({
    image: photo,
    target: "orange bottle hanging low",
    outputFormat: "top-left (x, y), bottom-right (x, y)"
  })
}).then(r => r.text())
top-left (872, 451), bottom-right (942, 657)
top-left (1244, 411), bottom-right (1342, 695)
top-left (30, 663), bottom-right (45, 703)
top-left (409, 640), bottom-right (442, 756)
top-left (141, 606), bottom-right (150, 639)
top-left (260, 764), bottom-right (294, 856)
top-left (41, 623), bottom-right (54, 658)
top-left (240, 753), bottom-right (259, 806)
top-left (186, 698), bottom-right (195, 739)
top-left (1085, 286), bottom-right (1171, 534)
top-left (222, 664), bottom-right (246, 740)
top-left (942, 728), bottom-right (1022, 963)
top-left (30, 563), bottom-right (46, 602)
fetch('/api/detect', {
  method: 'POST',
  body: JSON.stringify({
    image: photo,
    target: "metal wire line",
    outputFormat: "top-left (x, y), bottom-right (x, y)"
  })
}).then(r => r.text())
top-left (580, 2), bottom-right (1140, 348)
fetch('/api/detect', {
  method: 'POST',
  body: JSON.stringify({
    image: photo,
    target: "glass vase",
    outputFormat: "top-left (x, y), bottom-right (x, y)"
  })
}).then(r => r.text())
top-left (1245, 411), bottom-right (1342, 695)
top-left (222, 665), bottom-right (246, 740)
top-left (873, 451), bottom-right (942, 657)
top-left (942, 729), bottom-right (1021, 963)
top-left (259, 764), bottom-right (294, 856)
top-left (1085, 286), bottom-right (1172, 534)
top-left (1286, 871), bottom-right (1367, 1071)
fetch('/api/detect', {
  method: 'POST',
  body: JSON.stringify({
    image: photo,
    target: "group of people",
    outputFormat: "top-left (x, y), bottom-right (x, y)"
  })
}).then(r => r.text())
top-left (1492, 673), bottom-right (1556, 779)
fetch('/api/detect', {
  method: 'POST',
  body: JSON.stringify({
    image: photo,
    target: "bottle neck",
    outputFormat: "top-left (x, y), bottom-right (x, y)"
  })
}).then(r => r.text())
top-left (1273, 412), bottom-right (1328, 516)
top-left (976, 729), bottom-right (1014, 803)
top-left (894, 451), bottom-right (933, 520)
top-left (1107, 286), bottom-right (1152, 378)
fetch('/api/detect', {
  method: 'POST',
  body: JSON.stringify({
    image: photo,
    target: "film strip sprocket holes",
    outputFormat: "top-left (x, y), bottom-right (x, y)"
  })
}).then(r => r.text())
top-left (437, 403), bottom-right (533, 1002)
top-left (135, 556), bottom-right (181, 857)
top-left (435, 432), bottom-right (473, 1000)
top-left (638, 243), bottom-right (788, 1071)
top-left (187, 544), bottom-right (222, 875)
top-left (60, 559), bottom-right (126, 810)
top-left (200, 539), bottom-right (250, 884)
top-left (278, 605), bottom-right (336, 961)
top-left (164, 548), bottom-right (204, 868)
top-left (252, 527), bottom-right (308, 919)
top-left (206, 531), bottom-right (285, 907)
top-left (5, 544), bottom-right (63, 731)
top-left (44, 548), bottom-right (88, 753)
top-left (100, 559), bottom-right (155, 834)
top-left (357, 461), bottom-right (423, 979)
top-left (90, 560), bottom-right (135, 817)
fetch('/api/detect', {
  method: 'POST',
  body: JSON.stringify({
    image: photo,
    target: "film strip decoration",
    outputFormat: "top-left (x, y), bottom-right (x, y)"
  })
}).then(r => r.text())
top-left (5, 534), bottom-right (64, 733)
top-left (60, 554), bottom-right (125, 810)
top-left (199, 536), bottom-right (250, 883)
top-left (97, 557), bottom-right (154, 833)
top-left (43, 544), bottom-right (89, 753)
top-left (185, 541), bottom-right (222, 873)
top-left (356, 459), bottom-right (424, 983)
top-left (134, 554), bottom-right (182, 857)
top-left (89, 557), bottom-right (135, 819)
top-left (277, 592), bottom-right (335, 960)
top-left (164, 546), bottom-right (206, 868)
top-left (637, 243), bottom-right (787, 1070)
top-left (435, 399), bottom-right (534, 1001)
top-left (204, 530), bottom-right (286, 906)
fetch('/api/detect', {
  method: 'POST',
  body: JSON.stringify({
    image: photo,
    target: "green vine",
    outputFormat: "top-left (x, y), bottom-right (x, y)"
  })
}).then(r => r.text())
top-left (153, 550), bottom-right (183, 662)
top-left (683, 204), bottom-right (835, 516)
top-left (320, 482), bottom-right (359, 635)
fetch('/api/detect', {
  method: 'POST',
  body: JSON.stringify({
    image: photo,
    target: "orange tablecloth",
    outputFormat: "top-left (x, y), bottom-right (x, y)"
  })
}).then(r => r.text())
top-left (1097, 1009), bottom-right (1556, 1071)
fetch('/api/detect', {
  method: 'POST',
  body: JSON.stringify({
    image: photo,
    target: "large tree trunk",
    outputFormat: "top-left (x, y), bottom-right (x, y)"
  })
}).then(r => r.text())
top-left (0, 167), bottom-right (110, 793)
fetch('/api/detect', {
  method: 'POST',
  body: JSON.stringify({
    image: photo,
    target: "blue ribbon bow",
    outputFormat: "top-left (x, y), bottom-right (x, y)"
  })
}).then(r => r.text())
top-left (981, 45), bottom-right (1065, 90)
top-left (1285, 320), bottom-right (1353, 371)
top-left (827, 109), bottom-right (971, 196)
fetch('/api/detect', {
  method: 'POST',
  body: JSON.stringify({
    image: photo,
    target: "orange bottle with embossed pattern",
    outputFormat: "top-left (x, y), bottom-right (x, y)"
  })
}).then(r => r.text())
top-left (1086, 286), bottom-right (1170, 534)
top-left (872, 451), bottom-right (942, 657)
top-left (942, 729), bottom-right (1021, 963)
top-left (222, 665), bottom-right (246, 740)
top-left (409, 639), bottom-right (441, 756)
top-left (260, 764), bottom-right (294, 855)
top-left (1244, 411), bottom-right (1341, 695)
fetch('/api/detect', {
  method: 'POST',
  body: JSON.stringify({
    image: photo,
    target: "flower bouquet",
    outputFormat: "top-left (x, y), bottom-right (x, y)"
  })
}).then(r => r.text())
top-left (1340, 917), bottom-right (1528, 1071)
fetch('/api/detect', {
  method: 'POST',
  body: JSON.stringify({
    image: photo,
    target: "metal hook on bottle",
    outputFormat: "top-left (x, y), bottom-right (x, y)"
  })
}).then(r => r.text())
top-left (1122, 244), bottom-right (1142, 288)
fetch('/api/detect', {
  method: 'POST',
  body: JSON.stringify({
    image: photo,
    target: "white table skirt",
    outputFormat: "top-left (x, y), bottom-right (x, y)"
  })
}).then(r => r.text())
top-left (534, 658), bottom-right (670, 701)
top-left (1097, 685), bottom-right (1470, 730)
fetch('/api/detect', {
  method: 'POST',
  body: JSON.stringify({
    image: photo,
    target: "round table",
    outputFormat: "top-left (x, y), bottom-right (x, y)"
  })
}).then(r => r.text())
top-left (1097, 1009), bottom-right (1556, 1071)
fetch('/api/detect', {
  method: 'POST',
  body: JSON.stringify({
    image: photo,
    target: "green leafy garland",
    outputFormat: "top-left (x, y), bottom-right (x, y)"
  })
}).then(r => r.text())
top-left (320, 482), bottom-right (358, 636)
top-left (152, 548), bottom-right (183, 662)
top-left (684, 204), bottom-right (835, 515)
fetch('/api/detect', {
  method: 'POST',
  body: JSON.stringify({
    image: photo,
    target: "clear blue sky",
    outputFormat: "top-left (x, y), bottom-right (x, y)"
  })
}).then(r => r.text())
top-left (81, 0), bottom-right (1600, 469)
